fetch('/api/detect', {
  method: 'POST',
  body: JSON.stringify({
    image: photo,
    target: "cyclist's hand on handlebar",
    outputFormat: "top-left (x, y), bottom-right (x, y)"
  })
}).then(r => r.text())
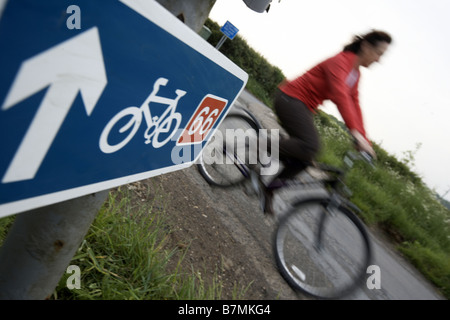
top-left (351, 129), bottom-right (377, 160)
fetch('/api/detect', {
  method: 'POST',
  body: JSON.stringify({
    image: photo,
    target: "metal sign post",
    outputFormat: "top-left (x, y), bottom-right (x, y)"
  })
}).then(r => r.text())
top-left (0, 191), bottom-right (108, 299)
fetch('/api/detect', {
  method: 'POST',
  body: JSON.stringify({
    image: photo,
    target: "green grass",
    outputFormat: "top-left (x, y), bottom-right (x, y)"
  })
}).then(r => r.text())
top-left (0, 215), bottom-right (14, 248)
top-left (314, 111), bottom-right (450, 298)
top-left (0, 186), bottom-right (250, 300)
top-left (50, 186), bottom-right (249, 300)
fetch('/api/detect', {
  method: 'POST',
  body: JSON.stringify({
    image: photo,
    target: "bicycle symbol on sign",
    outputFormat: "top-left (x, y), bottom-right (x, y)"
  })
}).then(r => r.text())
top-left (99, 77), bottom-right (186, 154)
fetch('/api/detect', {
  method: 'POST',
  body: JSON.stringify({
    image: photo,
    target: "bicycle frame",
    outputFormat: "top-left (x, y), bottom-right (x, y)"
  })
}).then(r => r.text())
top-left (141, 78), bottom-right (185, 145)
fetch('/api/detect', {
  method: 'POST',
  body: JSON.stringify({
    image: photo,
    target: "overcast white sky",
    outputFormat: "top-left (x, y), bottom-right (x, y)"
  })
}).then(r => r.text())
top-left (210, 0), bottom-right (450, 201)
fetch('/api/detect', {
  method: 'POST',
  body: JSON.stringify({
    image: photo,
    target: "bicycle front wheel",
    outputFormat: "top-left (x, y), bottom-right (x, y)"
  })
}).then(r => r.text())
top-left (274, 198), bottom-right (372, 299)
top-left (99, 107), bottom-right (141, 154)
top-left (197, 113), bottom-right (260, 187)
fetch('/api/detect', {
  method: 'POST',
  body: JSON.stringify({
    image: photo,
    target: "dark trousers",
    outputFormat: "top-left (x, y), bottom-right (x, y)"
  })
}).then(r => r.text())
top-left (269, 90), bottom-right (321, 183)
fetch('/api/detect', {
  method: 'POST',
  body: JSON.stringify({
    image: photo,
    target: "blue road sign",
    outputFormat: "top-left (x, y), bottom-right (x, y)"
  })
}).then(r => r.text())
top-left (0, 0), bottom-right (248, 217)
top-left (220, 21), bottom-right (239, 40)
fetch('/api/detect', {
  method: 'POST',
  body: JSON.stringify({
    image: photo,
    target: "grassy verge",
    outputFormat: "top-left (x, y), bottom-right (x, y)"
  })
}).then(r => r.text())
top-left (52, 186), bottom-right (250, 300)
top-left (0, 215), bottom-right (14, 249)
top-left (0, 187), bottom-right (249, 300)
top-left (314, 111), bottom-right (450, 298)
top-left (0, 185), bottom-right (249, 300)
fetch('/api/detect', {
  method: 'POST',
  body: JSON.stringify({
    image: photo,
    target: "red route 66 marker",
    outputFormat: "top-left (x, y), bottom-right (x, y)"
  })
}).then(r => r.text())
top-left (177, 94), bottom-right (228, 145)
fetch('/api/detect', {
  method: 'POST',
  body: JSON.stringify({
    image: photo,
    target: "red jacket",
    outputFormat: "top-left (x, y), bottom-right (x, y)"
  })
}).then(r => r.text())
top-left (279, 51), bottom-right (368, 141)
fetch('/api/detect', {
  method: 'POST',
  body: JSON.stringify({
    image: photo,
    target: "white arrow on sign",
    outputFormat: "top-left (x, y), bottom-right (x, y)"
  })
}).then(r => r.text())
top-left (1, 27), bottom-right (107, 183)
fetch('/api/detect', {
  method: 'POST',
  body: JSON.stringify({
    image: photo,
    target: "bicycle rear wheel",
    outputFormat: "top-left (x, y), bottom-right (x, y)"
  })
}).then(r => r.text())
top-left (274, 198), bottom-right (372, 299)
top-left (197, 113), bottom-right (260, 187)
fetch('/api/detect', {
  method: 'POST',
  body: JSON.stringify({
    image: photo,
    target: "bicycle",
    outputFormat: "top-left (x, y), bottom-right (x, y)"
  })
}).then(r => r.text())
top-left (197, 107), bottom-right (373, 299)
top-left (99, 77), bottom-right (185, 154)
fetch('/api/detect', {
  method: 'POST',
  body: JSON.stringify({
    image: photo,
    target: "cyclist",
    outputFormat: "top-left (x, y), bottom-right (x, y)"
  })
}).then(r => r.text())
top-left (263, 30), bottom-right (392, 214)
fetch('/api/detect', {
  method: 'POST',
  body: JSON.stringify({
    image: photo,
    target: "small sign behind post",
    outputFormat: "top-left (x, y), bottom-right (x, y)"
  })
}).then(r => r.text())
top-left (221, 21), bottom-right (239, 40)
top-left (0, 0), bottom-right (248, 218)
top-left (216, 21), bottom-right (239, 50)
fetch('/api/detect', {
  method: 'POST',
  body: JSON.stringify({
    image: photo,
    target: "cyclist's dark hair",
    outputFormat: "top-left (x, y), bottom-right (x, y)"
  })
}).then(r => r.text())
top-left (343, 30), bottom-right (392, 53)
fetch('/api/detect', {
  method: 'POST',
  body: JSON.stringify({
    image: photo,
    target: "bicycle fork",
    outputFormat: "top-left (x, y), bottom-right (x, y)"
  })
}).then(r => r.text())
top-left (315, 194), bottom-right (342, 252)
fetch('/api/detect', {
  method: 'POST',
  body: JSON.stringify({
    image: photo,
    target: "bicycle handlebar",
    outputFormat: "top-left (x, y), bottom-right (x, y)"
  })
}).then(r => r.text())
top-left (360, 151), bottom-right (375, 166)
top-left (344, 150), bottom-right (375, 169)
